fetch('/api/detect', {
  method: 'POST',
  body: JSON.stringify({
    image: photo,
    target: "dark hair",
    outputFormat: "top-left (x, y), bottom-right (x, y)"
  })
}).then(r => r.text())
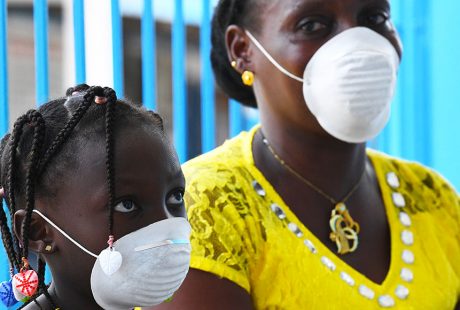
top-left (0, 85), bottom-right (164, 308)
top-left (211, 0), bottom-right (262, 108)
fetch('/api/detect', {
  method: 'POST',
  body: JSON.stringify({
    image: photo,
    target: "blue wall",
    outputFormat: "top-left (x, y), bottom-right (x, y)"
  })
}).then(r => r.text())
top-left (430, 1), bottom-right (460, 189)
top-left (378, 0), bottom-right (460, 189)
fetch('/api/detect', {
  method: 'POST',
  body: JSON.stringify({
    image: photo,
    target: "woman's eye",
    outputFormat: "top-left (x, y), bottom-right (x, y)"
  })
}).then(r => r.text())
top-left (166, 190), bottom-right (184, 206)
top-left (114, 200), bottom-right (138, 213)
top-left (300, 20), bottom-right (327, 33)
top-left (366, 13), bottom-right (389, 26)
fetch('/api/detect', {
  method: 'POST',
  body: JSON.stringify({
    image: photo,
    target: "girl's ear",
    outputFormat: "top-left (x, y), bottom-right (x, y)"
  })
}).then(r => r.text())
top-left (13, 209), bottom-right (57, 254)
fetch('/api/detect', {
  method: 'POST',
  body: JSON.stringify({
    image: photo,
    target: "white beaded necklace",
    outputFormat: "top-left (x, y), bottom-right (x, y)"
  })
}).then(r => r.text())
top-left (252, 171), bottom-right (415, 308)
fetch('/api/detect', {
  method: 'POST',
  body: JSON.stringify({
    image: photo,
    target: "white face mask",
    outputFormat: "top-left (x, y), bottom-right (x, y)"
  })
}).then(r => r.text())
top-left (246, 27), bottom-right (400, 143)
top-left (33, 209), bottom-right (191, 310)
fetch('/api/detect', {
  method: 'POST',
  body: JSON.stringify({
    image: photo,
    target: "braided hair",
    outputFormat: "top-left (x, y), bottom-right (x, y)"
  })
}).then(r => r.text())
top-left (211, 0), bottom-right (264, 108)
top-left (0, 84), bottom-right (164, 308)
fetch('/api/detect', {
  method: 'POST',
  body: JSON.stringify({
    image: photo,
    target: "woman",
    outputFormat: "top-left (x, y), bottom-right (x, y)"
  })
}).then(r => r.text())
top-left (157, 0), bottom-right (460, 309)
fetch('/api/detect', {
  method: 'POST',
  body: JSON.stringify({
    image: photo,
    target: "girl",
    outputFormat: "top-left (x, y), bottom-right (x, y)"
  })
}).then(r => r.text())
top-left (0, 85), bottom-right (191, 309)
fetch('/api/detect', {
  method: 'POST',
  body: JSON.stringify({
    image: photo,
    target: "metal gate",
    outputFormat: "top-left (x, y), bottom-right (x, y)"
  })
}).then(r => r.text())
top-left (0, 0), bottom-right (459, 296)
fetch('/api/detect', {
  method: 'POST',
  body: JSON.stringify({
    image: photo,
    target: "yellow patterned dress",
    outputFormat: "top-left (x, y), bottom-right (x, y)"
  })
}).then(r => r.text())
top-left (183, 126), bottom-right (460, 309)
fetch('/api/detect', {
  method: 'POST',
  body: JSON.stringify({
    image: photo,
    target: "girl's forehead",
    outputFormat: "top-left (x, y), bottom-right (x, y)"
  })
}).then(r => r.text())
top-left (117, 128), bottom-right (178, 169)
top-left (82, 125), bottom-right (173, 165)
top-left (51, 126), bottom-right (181, 203)
top-left (114, 127), bottom-right (178, 174)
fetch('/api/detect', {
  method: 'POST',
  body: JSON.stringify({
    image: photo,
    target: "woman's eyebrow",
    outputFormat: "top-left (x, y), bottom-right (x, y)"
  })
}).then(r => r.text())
top-left (289, 0), bottom-right (391, 15)
top-left (361, 0), bottom-right (391, 9)
top-left (280, 0), bottom-right (329, 29)
top-left (281, 0), bottom-right (335, 28)
top-left (290, 0), bottom-right (328, 14)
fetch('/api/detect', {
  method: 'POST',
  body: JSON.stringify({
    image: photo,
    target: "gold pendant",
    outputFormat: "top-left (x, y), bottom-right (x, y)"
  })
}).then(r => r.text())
top-left (329, 203), bottom-right (360, 255)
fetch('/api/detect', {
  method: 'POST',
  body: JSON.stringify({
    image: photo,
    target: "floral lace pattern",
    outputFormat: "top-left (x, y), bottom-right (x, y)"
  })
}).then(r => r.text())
top-left (183, 127), bottom-right (460, 309)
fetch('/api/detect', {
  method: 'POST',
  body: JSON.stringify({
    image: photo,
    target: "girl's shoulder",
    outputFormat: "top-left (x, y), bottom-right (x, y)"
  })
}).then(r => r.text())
top-left (20, 295), bottom-right (53, 310)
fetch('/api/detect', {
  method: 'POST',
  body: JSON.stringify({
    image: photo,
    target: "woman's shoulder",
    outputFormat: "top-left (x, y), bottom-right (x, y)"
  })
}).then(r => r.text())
top-left (183, 129), bottom-right (255, 186)
top-left (368, 149), bottom-right (457, 191)
top-left (368, 148), bottom-right (459, 214)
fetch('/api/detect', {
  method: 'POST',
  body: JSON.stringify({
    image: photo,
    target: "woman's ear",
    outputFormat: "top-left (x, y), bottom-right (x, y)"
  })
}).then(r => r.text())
top-left (226, 25), bottom-right (255, 73)
top-left (13, 209), bottom-right (57, 254)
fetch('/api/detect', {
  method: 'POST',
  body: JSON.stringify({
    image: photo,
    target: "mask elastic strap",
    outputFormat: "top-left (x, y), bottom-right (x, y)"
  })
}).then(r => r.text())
top-left (245, 30), bottom-right (304, 83)
top-left (32, 209), bottom-right (98, 258)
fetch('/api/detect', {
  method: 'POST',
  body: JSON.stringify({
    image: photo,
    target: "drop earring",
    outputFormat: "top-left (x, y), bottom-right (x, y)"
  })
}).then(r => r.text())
top-left (0, 266), bottom-right (19, 307)
top-left (12, 258), bottom-right (38, 301)
top-left (242, 71), bottom-right (254, 86)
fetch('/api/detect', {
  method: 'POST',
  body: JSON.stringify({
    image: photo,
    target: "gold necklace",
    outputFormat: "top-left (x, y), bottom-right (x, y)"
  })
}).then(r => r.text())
top-left (261, 133), bottom-right (365, 255)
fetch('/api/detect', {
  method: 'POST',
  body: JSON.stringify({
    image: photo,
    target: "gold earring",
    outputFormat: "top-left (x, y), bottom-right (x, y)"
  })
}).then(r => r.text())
top-left (45, 245), bottom-right (52, 252)
top-left (231, 60), bottom-right (237, 68)
top-left (242, 70), bottom-right (254, 86)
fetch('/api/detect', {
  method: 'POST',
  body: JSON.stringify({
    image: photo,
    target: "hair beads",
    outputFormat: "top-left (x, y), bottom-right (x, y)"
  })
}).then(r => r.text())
top-left (0, 279), bottom-right (17, 307)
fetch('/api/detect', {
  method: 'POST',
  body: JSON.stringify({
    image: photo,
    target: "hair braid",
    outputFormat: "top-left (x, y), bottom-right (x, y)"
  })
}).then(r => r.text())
top-left (38, 86), bottom-right (102, 175)
top-left (0, 135), bottom-right (18, 270)
top-left (6, 115), bottom-right (29, 214)
top-left (0, 200), bottom-right (20, 270)
top-left (5, 114), bottom-right (29, 263)
top-left (65, 83), bottom-right (90, 96)
top-left (37, 258), bottom-right (57, 309)
top-left (21, 111), bottom-right (45, 259)
top-left (104, 87), bottom-right (117, 236)
top-left (0, 133), bottom-right (9, 170)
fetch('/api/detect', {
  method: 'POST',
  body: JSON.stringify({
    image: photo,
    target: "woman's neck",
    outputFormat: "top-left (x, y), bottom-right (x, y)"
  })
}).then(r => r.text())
top-left (257, 118), bottom-right (367, 200)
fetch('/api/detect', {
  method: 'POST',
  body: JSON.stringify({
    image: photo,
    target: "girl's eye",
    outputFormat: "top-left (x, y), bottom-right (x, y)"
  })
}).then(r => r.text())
top-left (166, 190), bottom-right (184, 206)
top-left (114, 200), bottom-right (138, 213)
top-left (299, 20), bottom-right (327, 33)
top-left (166, 189), bottom-right (186, 218)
